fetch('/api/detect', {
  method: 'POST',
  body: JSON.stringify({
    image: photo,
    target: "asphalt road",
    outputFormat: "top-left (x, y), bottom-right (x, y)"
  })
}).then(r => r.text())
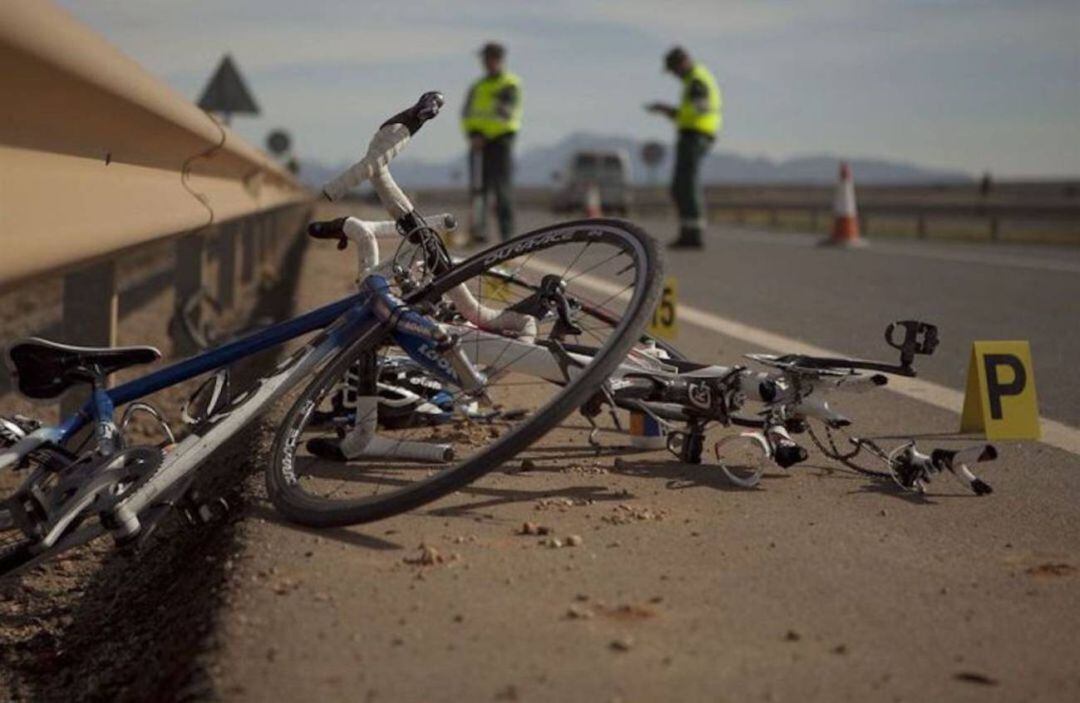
top-left (203, 204), bottom-right (1080, 702)
top-left (515, 208), bottom-right (1080, 428)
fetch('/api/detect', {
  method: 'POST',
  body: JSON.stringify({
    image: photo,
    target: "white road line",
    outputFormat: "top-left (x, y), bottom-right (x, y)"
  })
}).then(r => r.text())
top-left (525, 258), bottom-right (1080, 456)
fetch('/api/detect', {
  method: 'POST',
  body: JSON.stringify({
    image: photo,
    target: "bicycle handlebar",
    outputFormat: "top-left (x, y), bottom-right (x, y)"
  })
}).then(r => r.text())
top-left (308, 214), bottom-right (457, 250)
top-left (321, 91), bottom-right (444, 205)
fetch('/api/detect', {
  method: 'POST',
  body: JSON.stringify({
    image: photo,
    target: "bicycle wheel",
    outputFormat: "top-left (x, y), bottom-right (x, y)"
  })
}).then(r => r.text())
top-left (267, 218), bottom-right (661, 526)
top-left (0, 490), bottom-right (32, 576)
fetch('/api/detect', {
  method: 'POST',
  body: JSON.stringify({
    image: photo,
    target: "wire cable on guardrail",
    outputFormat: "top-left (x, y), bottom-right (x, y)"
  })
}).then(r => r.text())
top-left (179, 110), bottom-right (229, 228)
top-left (172, 111), bottom-right (230, 352)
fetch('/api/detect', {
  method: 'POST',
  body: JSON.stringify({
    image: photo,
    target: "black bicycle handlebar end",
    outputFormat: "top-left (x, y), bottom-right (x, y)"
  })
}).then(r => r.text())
top-left (381, 91), bottom-right (445, 136)
top-left (308, 218), bottom-right (349, 249)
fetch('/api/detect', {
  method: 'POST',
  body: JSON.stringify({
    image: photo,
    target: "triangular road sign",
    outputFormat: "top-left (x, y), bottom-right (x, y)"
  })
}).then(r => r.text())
top-left (197, 54), bottom-right (259, 117)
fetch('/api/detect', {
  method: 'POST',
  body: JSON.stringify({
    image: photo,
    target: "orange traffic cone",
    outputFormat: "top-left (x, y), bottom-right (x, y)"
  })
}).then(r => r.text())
top-left (583, 181), bottom-right (603, 217)
top-left (823, 162), bottom-right (865, 247)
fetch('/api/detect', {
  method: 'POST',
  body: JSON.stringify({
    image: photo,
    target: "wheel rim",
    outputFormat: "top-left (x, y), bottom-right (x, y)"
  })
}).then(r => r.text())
top-left (275, 220), bottom-right (660, 520)
top-left (714, 433), bottom-right (768, 488)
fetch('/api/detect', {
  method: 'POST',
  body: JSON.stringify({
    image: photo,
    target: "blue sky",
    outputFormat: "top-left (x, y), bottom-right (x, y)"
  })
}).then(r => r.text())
top-left (58, 0), bottom-right (1079, 177)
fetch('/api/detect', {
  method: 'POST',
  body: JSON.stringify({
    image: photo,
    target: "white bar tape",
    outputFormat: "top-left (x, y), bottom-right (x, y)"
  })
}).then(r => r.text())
top-left (342, 218), bottom-right (382, 278)
top-left (339, 397), bottom-right (451, 462)
top-left (370, 166), bottom-right (412, 220)
top-left (322, 123), bottom-right (412, 201)
top-left (342, 213), bottom-right (456, 242)
top-left (444, 285), bottom-right (538, 342)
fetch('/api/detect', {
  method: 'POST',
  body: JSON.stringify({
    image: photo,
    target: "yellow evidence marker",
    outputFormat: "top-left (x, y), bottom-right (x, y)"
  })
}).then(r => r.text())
top-left (479, 274), bottom-right (515, 304)
top-left (960, 341), bottom-right (1040, 440)
top-left (647, 277), bottom-right (678, 341)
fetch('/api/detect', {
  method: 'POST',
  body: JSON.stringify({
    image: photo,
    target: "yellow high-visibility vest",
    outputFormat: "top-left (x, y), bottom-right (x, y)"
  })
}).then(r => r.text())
top-left (675, 64), bottom-right (721, 137)
top-left (462, 72), bottom-right (523, 139)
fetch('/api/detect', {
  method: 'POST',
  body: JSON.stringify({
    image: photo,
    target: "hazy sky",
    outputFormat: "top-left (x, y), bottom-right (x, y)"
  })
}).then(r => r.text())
top-left (58, 0), bottom-right (1080, 177)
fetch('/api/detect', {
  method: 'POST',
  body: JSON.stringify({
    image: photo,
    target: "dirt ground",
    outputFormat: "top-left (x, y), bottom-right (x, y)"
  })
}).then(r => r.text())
top-left (0, 231), bottom-right (308, 701)
top-left (209, 211), bottom-right (1080, 702)
top-left (2, 205), bottom-right (1079, 702)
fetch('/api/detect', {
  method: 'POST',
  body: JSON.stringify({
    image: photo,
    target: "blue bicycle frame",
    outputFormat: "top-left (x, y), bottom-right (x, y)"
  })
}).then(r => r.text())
top-left (59, 274), bottom-right (453, 445)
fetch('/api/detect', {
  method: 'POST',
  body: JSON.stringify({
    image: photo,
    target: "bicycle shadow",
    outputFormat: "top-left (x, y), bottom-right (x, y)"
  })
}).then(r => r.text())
top-left (427, 481), bottom-right (626, 519)
top-left (244, 500), bottom-right (404, 551)
top-left (505, 443), bottom-right (651, 470)
top-left (606, 457), bottom-right (785, 493)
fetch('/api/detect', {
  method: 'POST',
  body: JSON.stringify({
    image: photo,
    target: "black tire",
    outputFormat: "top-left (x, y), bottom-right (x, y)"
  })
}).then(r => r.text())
top-left (266, 218), bottom-right (662, 527)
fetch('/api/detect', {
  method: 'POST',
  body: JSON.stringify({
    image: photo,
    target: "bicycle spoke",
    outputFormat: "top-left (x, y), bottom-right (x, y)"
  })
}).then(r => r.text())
top-left (273, 220), bottom-right (657, 519)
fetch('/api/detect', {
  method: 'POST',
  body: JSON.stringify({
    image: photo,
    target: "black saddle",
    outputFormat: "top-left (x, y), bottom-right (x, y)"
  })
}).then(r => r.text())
top-left (6, 338), bottom-right (161, 400)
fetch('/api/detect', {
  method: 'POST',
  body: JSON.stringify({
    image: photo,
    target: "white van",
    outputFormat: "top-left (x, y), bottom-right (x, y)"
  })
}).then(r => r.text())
top-left (551, 150), bottom-right (632, 215)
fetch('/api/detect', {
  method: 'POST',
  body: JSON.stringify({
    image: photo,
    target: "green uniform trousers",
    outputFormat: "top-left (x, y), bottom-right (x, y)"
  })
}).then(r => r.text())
top-left (479, 134), bottom-right (516, 241)
top-left (671, 129), bottom-right (713, 244)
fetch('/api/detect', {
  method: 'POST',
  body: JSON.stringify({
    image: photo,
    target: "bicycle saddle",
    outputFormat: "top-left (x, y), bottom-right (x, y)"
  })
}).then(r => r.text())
top-left (6, 338), bottom-right (161, 399)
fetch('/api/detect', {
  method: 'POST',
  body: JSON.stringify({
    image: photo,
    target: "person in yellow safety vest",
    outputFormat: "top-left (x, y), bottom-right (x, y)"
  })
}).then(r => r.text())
top-left (462, 42), bottom-right (523, 243)
top-left (646, 46), bottom-right (722, 249)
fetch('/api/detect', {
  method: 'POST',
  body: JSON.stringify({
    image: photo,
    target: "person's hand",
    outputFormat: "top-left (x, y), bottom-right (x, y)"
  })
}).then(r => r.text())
top-left (644, 102), bottom-right (675, 116)
top-left (470, 135), bottom-right (485, 150)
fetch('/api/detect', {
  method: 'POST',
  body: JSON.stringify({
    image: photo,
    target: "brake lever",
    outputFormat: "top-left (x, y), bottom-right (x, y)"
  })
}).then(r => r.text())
top-left (888, 441), bottom-right (996, 495)
top-left (508, 275), bottom-right (583, 338)
top-left (931, 445), bottom-right (996, 495)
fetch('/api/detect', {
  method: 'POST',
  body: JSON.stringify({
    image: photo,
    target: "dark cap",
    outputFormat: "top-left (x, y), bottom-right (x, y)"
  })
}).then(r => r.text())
top-left (664, 46), bottom-right (689, 71)
top-left (479, 42), bottom-right (506, 59)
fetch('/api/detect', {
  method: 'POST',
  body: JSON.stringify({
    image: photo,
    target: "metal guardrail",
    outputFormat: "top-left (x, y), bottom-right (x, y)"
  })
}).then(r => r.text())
top-left (0, 1), bottom-right (314, 415)
top-left (693, 200), bottom-right (1080, 240)
top-left (412, 183), bottom-right (1080, 241)
top-left (0, 0), bottom-right (309, 290)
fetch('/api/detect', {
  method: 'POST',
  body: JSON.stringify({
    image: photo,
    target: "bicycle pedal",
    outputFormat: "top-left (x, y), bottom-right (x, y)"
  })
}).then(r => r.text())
top-left (189, 497), bottom-right (229, 525)
top-left (179, 487), bottom-right (230, 526)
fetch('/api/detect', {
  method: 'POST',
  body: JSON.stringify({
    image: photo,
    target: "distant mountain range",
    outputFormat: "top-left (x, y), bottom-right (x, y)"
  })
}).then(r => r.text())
top-left (299, 132), bottom-right (972, 189)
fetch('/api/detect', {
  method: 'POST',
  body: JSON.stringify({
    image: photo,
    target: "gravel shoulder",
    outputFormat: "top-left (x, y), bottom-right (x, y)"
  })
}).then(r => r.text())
top-left (0, 233), bottom-right (308, 701)
top-left (207, 209), bottom-right (1080, 702)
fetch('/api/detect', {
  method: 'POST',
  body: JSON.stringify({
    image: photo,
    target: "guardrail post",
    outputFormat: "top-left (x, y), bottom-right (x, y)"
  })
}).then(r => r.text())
top-left (254, 215), bottom-right (267, 279)
top-left (810, 208), bottom-right (819, 231)
top-left (769, 208), bottom-right (779, 227)
top-left (60, 260), bottom-right (118, 416)
top-left (917, 213), bottom-right (928, 239)
top-left (860, 215), bottom-right (869, 236)
top-left (240, 219), bottom-right (256, 286)
top-left (990, 217), bottom-right (1001, 241)
top-left (173, 233), bottom-right (205, 357)
top-left (216, 223), bottom-right (237, 309)
top-left (263, 214), bottom-right (275, 270)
